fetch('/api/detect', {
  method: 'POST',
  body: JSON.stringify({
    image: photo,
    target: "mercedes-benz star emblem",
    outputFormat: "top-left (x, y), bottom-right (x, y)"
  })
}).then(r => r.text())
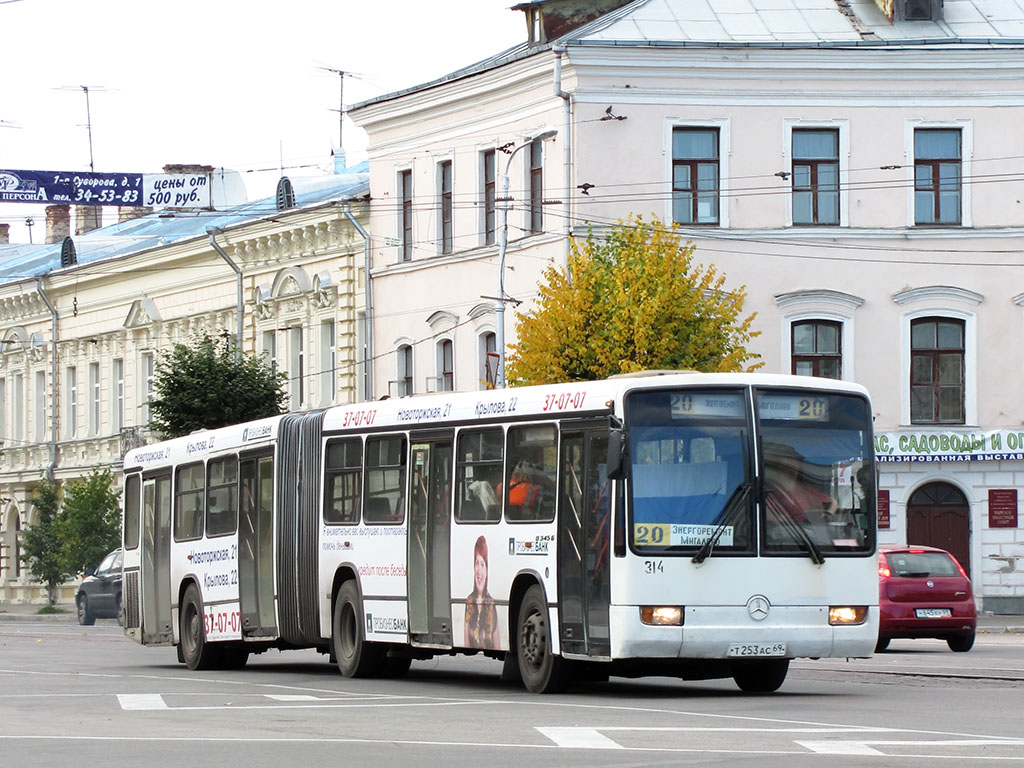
top-left (747, 595), bottom-right (770, 621)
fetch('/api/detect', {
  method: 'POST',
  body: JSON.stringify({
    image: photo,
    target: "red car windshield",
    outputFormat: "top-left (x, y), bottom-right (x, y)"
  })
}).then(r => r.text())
top-left (885, 551), bottom-right (961, 578)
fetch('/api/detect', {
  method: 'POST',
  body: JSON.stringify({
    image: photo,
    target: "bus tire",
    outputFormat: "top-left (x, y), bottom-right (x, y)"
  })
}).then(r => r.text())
top-left (332, 581), bottom-right (383, 678)
top-left (731, 659), bottom-right (789, 693)
top-left (516, 585), bottom-right (567, 694)
top-left (180, 584), bottom-right (220, 671)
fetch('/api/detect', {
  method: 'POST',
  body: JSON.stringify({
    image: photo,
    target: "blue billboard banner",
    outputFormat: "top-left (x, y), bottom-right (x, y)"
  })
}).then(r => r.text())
top-left (0, 169), bottom-right (211, 208)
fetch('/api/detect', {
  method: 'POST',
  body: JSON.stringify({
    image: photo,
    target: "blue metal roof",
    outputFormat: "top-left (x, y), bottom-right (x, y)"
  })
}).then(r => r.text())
top-left (0, 164), bottom-right (369, 288)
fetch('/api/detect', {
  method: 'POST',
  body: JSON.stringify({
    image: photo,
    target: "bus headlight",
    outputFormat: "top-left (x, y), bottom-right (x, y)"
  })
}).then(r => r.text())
top-left (829, 606), bottom-right (868, 625)
top-left (639, 606), bottom-right (683, 626)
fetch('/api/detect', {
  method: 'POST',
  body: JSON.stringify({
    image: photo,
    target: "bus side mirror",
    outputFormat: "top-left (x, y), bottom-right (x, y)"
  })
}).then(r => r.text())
top-left (607, 428), bottom-right (627, 480)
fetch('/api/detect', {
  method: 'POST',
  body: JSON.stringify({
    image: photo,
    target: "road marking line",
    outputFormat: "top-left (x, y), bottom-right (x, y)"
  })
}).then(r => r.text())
top-left (796, 740), bottom-right (884, 755)
top-left (117, 694), bottom-right (167, 710)
top-left (537, 727), bottom-right (624, 749)
top-left (265, 695), bottom-right (320, 701)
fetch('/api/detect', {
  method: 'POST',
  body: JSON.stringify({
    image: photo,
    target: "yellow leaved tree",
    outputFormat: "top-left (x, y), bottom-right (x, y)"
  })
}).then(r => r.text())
top-left (506, 215), bottom-right (760, 385)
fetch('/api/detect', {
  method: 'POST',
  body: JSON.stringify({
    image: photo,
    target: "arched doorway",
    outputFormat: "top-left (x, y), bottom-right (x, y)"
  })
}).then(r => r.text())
top-left (906, 482), bottom-right (971, 574)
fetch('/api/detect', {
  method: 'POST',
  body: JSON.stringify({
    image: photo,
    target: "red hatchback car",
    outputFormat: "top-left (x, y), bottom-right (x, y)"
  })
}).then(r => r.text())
top-left (877, 544), bottom-right (977, 652)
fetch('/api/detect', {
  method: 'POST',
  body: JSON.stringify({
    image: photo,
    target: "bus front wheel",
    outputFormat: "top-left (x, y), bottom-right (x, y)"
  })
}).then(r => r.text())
top-left (516, 585), bottom-right (567, 694)
top-left (332, 581), bottom-right (383, 678)
top-left (180, 584), bottom-right (220, 670)
top-left (731, 659), bottom-right (789, 693)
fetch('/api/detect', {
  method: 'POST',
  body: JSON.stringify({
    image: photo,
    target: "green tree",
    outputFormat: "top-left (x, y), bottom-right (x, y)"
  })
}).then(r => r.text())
top-left (506, 215), bottom-right (760, 385)
top-left (150, 331), bottom-right (286, 438)
top-left (57, 467), bottom-right (121, 575)
top-left (19, 480), bottom-right (71, 606)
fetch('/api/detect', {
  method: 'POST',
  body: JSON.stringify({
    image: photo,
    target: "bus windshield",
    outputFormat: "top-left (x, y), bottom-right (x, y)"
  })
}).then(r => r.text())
top-left (758, 390), bottom-right (874, 556)
top-left (627, 389), bottom-right (752, 554)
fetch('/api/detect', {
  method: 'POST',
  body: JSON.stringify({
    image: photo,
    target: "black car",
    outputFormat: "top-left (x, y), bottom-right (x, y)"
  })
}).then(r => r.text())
top-left (76, 549), bottom-right (123, 626)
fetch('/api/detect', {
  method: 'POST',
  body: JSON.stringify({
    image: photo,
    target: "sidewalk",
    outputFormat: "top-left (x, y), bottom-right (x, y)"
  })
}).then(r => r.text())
top-left (2, 600), bottom-right (1023, 632)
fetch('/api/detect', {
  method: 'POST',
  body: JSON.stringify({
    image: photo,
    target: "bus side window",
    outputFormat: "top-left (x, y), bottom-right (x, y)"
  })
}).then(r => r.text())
top-left (503, 424), bottom-right (557, 523)
top-left (174, 462), bottom-right (205, 541)
top-left (365, 435), bottom-right (407, 524)
top-left (456, 428), bottom-right (503, 523)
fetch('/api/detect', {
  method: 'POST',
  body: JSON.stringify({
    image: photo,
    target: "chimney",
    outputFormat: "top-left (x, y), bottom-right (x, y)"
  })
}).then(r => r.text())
top-left (0, 223), bottom-right (9, 244)
top-left (75, 205), bottom-right (102, 235)
top-left (162, 163), bottom-right (214, 176)
top-left (118, 205), bottom-right (154, 223)
top-left (45, 204), bottom-right (71, 244)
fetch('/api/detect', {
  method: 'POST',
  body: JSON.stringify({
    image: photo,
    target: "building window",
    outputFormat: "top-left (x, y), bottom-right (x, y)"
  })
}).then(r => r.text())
top-left (439, 160), bottom-right (453, 254)
top-left (262, 330), bottom-right (276, 369)
top-left (320, 320), bottom-right (336, 406)
top-left (911, 317), bottom-right (964, 424)
top-left (479, 331), bottom-right (496, 389)
top-left (112, 359), bottom-right (123, 432)
top-left (0, 378), bottom-right (5, 441)
top-left (672, 128), bottom-right (719, 225)
top-left (792, 129), bottom-right (839, 225)
top-left (12, 372), bottom-right (23, 443)
top-left (88, 362), bottom-right (100, 436)
top-left (792, 320), bottom-right (841, 379)
top-left (140, 353), bottom-right (154, 424)
top-left (915, 129), bottom-right (961, 225)
top-left (289, 325), bottom-right (304, 410)
top-left (528, 139), bottom-right (544, 234)
top-left (437, 339), bottom-right (454, 392)
top-left (399, 169), bottom-right (413, 261)
top-left (482, 150), bottom-right (496, 245)
top-left (65, 366), bottom-right (77, 439)
top-left (34, 371), bottom-right (46, 442)
top-left (396, 344), bottom-right (413, 397)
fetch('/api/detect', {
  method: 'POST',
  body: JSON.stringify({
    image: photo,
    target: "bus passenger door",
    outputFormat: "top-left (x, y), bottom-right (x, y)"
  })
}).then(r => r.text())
top-left (141, 473), bottom-right (173, 645)
top-left (558, 428), bottom-right (611, 657)
top-left (408, 435), bottom-right (454, 646)
top-left (239, 453), bottom-right (277, 637)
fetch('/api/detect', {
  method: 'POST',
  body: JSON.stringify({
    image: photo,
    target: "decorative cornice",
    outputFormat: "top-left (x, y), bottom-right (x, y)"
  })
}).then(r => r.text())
top-left (892, 286), bottom-right (984, 307)
top-left (775, 289), bottom-right (865, 311)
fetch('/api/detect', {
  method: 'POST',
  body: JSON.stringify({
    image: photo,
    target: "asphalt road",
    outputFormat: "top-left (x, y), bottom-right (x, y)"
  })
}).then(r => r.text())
top-left (1, 619), bottom-right (1023, 767)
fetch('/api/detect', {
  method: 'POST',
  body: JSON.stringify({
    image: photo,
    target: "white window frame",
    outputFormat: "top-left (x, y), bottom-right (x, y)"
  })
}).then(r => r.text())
top-left (900, 307), bottom-right (977, 426)
top-left (12, 372), bottom-right (23, 443)
top-left (288, 325), bottom-right (304, 411)
top-left (436, 156), bottom-right (454, 255)
top-left (34, 370), bottom-right (47, 442)
top-left (478, 330), bottom-right (497, 390)
top-left (320, 319), bottom-right (336, 406)
top-left (139, 353), bottom-right (154, 424)
top-left (397, 166), bottom-right (414, 262)
top-left (88, 362), bottom-right (100, 437)
top-left (480, 146), bottom-right (497, 247)
top-left (905, 118), bottom-right (972, 228)
top-left (435, 336), bottom-right (454, 392)
top-left (65, 366), bottom-right (77, 439)
top-left (665, 117), bottom-right (731, 228)
top-left (783, 118), bottom-right (849, 228)
top-left (782, 312), bottom-right (854, 381)
top-left (394, 342), bottom-right (414, 398)
top-left (111, 359), bottom-right (124, 432)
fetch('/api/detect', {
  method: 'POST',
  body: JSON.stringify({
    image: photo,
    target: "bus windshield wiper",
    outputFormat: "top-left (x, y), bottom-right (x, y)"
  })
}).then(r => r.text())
top-left (763, 491), bottom-right (825, 565)
top-left (692, 482), bottom-right (752, 564)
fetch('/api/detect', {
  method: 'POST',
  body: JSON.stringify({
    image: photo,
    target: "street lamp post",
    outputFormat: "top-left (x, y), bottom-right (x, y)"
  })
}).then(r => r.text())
top-left (495, 129), bottom-right (557, 388)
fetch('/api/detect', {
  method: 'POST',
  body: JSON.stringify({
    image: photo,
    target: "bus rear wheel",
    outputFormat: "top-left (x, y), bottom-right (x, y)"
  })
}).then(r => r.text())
top-left (332, 581), bottom-right (383, 677)
top-left (731, 659), bottom-right (789, 693)
top-left (180, 584), bottom-right (220, 670)
top-left (516, 585), bottom-right (567, 694)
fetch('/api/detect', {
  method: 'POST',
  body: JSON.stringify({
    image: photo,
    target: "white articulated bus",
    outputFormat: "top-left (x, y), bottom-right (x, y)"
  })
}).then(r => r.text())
top-left (121, 371), bottom-right (878, 693)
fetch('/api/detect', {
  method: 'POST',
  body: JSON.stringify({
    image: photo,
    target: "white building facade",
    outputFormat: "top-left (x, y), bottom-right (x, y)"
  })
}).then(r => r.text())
top-left (0, 173), bottom-right (370, 603)
top-left (350, 0), bottom-right (1024, 612)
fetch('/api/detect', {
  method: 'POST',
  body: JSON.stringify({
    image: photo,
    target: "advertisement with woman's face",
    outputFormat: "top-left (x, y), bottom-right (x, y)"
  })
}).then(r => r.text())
top-left (464, 534), bottom-right (501, 649)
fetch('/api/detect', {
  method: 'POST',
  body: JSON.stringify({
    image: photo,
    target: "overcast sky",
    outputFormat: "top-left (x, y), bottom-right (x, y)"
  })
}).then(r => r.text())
top-left (0, 0), bottom-right (525, 242)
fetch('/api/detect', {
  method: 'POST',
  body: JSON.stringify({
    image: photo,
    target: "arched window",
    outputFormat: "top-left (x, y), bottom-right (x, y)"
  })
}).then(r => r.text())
top-left (396, 345), bottom-right (413, 397)
top-left (436, 339), bottom-right (454, 392)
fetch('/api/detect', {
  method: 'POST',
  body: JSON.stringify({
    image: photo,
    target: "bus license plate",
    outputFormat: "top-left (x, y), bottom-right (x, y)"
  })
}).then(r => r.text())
top-left (727, 642), bottom-right (786, 657)
top-left (915, 608), bottom-right (952, 618)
